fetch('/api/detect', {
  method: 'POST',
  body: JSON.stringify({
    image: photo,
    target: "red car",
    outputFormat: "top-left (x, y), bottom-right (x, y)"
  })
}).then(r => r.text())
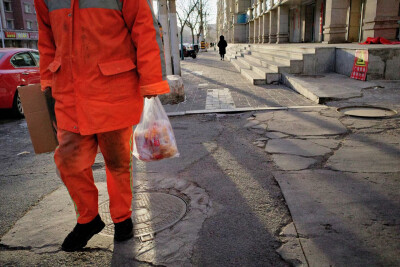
top-left (0, 48), bottom-right (40, 117)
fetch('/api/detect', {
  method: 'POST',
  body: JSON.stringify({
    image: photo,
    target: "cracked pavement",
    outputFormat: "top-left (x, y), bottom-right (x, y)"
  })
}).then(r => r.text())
top-left (243, 83), bottom-right (400, 266)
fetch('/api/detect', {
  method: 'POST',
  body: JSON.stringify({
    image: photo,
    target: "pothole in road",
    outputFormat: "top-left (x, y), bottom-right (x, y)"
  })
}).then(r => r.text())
top-left (337, 106), bottom-right (398, 118)
top-left (99, 192), bottom-right (187, 241)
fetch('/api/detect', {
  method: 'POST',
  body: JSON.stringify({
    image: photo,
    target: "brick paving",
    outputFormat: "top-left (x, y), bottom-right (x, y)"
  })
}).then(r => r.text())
top-left (163, 51), bottom-right (317, 114)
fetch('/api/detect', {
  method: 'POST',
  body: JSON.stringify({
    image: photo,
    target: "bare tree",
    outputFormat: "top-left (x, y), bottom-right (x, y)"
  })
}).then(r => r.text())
top-left (177, 0), bottom-right (199, 59)
top-left (196, 0), bottom-right (211, 44)
top-left (186, 11), bottom-right (200, 44)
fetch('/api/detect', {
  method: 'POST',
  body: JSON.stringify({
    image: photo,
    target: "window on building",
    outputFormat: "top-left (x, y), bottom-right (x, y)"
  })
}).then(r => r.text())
top-left (4, 1), bottom-right (12, 12)
top-left (27, 21), bottom-right (33, 29)
top-left (6, 19), bottom-right (14, 29)
top-left (24, 3), bottom-right (32, 13)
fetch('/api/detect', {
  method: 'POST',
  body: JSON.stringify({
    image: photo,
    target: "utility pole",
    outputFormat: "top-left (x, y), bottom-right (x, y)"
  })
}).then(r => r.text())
top-left (0, 0), bottom-right (6, 48)
top-left (158, 0), bottom-right (173, 75)
top-left (168, 0), bottom-right (181, 75)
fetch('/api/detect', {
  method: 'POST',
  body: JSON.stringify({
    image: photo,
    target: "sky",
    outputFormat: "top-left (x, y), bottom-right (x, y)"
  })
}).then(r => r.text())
top-left (170, 0), bottom-right (218, 25)
top-left (153, 0), bottom-right (218, 26)
top-left (206, 0), bottom-right (218, 24)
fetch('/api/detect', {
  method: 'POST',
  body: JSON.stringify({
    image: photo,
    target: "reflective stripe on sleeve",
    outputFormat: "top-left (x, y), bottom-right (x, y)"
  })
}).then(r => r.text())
top-left (46, 0), bottom-right (71, 11)
top-left (79, 0), bottom-right (122, 10)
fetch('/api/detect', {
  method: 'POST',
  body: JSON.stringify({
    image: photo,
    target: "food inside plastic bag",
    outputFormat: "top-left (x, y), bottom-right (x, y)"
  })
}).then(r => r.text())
top-left (133, 97), bottom-right (179, 161)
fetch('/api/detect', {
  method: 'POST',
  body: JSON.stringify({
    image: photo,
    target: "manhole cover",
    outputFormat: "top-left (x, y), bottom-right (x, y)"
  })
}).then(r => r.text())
top-left (337, 106), bottom-right (398, 118)
top-left (99, 192), bottom-right (187, 241)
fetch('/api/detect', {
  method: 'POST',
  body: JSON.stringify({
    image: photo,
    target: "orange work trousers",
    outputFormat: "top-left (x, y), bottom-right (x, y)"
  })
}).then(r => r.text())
top-left (54, 127), bottom-right (133, 224)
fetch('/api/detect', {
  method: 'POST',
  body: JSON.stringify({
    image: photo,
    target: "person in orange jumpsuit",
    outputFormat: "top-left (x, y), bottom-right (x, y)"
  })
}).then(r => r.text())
top-left (35, 0), bottom-right (170, 251)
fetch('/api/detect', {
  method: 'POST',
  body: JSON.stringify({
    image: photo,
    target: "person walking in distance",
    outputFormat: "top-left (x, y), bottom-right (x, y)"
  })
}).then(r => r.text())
top-left (34, 0), bottom-right (170, 251)
top-left (217, 35), bottom-right (228, 60)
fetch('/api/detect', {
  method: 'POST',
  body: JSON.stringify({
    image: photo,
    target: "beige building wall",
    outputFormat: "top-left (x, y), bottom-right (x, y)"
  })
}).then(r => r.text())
top-left (217, 0), bottom-right (400, 44)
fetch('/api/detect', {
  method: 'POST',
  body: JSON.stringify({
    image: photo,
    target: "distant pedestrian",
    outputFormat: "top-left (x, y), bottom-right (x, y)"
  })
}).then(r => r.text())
top-left (218, 35), bottom-right (228, 61)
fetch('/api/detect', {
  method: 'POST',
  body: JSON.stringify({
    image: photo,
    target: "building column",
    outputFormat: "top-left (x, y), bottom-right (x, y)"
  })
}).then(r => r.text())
top-left (323, 0), bottom-right (349, 43)
top-left (362, 0), bottom-right (400, 41)
top-left (249, 21), bottom-right (254, 43)
top-left (276, 5), bottom-right (289, 43)
top-left (269, 9), bottom-right (277, 43)
top-left (262, 13), bottom-right (270, 43)
top-left (254, 18), bottom-right (258, 43)
top-left (256, 17), bottom-right (260, 43)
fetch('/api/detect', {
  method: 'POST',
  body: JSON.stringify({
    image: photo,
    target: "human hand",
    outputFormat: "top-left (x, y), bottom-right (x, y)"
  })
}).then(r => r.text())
top-left (144, 95), bottom-right (157, 99)
top-left (43, 86), bottom-right (52, 97)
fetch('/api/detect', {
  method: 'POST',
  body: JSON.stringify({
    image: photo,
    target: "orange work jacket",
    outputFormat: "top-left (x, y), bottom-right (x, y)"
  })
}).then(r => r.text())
top-left (35, 0), bottom-right (170, 135)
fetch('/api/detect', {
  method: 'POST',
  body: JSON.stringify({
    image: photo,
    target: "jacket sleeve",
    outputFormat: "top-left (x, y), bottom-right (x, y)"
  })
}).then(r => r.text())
top-left (122, 0), bottom-right (170, 96)
top-left (34, 0), bottom-right (56, 91)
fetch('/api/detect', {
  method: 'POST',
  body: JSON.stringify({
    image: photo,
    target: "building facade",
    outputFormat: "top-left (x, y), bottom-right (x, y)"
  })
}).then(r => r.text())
top-left (217, 0), bottom-right (400, 44)
top-left (0, 0), bottom-right (39, 48)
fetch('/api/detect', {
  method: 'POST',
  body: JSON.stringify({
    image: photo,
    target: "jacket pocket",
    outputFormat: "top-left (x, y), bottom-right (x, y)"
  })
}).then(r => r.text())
top-left (98, 58), bottom-right (136, 76)
top-left (48, 60), bottom-right (61, 73)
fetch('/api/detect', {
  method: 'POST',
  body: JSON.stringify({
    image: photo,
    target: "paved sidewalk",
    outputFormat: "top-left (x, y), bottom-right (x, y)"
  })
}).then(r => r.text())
top-left (164, 51), bottom-right (318, 114)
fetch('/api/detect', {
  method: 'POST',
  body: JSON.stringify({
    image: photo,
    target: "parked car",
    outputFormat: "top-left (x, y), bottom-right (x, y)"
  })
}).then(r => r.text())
top-left (179, 44), bottom-right (196, 59)
top-left (0, 48), bottom-right (40, 117)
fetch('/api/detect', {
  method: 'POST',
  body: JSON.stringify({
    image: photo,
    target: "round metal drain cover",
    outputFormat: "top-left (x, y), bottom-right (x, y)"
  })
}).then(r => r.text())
top-left (99, 192), bottom-right (187, 239)
top-left (337, 106), bottom-right (397, 118)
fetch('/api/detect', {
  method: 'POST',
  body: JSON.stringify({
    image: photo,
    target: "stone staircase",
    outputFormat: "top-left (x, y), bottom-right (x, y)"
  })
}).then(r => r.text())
top-left (226, 44), bottom-right (335, 86)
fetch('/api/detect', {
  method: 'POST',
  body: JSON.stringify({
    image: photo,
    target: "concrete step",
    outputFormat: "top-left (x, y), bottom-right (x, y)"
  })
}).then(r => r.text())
top-left (249, 52), bottom-right (303, 73)
top-left (282, 74), bottom-right (321, 103)
top-left (231, 58), bottom-right (251, 72)
top-left (236, 56), bottom-right (282, 84)
top-left (260, 59), bottom-right (291, 74)
top-left (236, 50), bottom-right (250, 57)
top-left (251, 49), bottom-right (305, 60)
top-left (250, 51), bottom-right (292, 65)
top-left (281, 73), bottom-right (376, 104)
top-left (252, 45), bottom-right (316, 54)
top-left (241, 69), bottom-right (266, 85)
top-left (242, 54), bottom-right (289, 72)
top-left (252, 66), bottom-right (281, 84)
top-left (236, 57), bottom-right (252, 69)
top-left (226, 49), bottom-right (238, 60)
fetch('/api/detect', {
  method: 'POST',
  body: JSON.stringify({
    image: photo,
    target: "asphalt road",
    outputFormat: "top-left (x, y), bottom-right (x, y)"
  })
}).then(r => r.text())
top-left (0, 110), bottom-right (291, 266)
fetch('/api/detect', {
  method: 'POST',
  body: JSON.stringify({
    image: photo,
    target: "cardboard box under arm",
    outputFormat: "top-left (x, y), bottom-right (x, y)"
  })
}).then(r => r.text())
top-left (18, 84), bottom-right (58, 154)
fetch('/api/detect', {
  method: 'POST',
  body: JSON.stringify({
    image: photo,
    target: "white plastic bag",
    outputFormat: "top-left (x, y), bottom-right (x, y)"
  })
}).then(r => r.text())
top-left (132, 97), bottom-right (179, 161)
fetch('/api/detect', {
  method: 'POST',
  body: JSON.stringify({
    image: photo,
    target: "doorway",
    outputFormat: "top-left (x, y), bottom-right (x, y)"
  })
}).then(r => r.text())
top-left (304, 3), bottom-right (316, 42)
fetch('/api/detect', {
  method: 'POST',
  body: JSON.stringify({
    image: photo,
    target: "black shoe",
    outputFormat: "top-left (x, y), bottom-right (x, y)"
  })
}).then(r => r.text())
top-left (114, 217), bottom-right (133, 242)
top-left (61, 214), bottom-right (105, 252)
